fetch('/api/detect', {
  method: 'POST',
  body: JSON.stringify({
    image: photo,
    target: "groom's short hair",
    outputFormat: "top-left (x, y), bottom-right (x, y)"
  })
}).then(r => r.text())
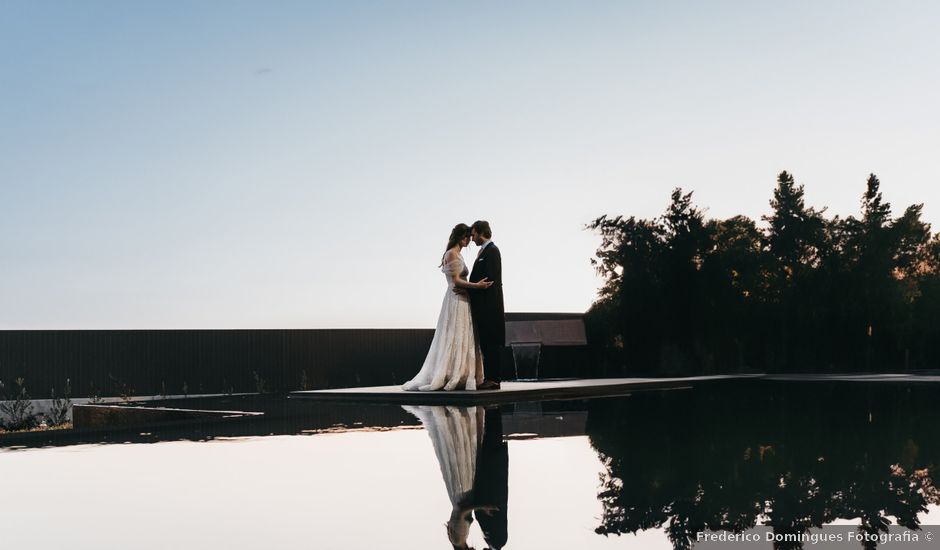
top-left (472, 220), bottom-right (492, 239)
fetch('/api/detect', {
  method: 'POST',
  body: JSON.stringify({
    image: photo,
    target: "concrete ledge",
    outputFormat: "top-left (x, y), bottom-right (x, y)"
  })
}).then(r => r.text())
top-left (765, 373), bottom-right (940, 382)
top-left (289, 374), bottom-right (760, 405)
top-left (72, 404), bottom-right (262, 430)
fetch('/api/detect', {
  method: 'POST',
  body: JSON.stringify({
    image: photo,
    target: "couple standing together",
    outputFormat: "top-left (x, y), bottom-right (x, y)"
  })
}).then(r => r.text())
top-left (403, 220), bottom-right (505, 391)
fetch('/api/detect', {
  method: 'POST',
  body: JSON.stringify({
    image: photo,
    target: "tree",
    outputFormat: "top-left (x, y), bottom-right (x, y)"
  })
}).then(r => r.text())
top-left (587, 170), bottom-right (940, 374)
top-left (761, 171), bottom-right (827, 369)
top-left (763, 171), bottom-right (826, 277)
top-left (700, 216), bottom-right (766, 369)
top-left (586, 214), bottom-right (665, 373)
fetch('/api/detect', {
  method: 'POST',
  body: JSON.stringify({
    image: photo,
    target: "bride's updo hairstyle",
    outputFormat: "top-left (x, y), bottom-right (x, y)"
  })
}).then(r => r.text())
top-left (440, 223), bottom-right (471, 266)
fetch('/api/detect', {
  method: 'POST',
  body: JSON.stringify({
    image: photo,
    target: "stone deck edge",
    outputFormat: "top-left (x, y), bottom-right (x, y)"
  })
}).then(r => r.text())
top-left (288, 374), bottom-right (757, 405)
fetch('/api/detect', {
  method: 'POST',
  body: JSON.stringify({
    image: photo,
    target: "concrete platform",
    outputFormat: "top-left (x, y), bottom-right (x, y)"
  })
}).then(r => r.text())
top-left (765, 373), bottom-right (940, 383)
top-left (289, 374), bottom-right (760, 405)
top-left (72, 403), bottom-right (263, 430)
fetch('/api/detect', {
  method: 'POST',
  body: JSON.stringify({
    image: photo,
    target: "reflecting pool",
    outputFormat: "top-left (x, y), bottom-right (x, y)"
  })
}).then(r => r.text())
top-left (2, 380), bottom-right (939, 549)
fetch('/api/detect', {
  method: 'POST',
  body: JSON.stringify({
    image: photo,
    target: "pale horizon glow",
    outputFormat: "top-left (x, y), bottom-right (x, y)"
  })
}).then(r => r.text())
top-left (2, 1), bottom-right (939, 329)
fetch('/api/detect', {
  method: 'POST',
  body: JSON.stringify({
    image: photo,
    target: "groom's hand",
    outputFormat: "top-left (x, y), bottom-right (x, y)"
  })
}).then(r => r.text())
top-left (452, 287), bottom-right (468, 295)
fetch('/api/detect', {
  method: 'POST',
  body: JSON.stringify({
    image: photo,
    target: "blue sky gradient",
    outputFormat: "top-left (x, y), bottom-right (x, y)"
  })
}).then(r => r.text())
top-left (2, 1), bottom-right (939, 328)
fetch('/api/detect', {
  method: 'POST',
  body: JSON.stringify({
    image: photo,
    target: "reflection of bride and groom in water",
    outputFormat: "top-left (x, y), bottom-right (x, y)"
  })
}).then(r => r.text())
top-left (401, 382), bottom-right (940, 550)
top-left (403, 405), bottom-right (508, 550)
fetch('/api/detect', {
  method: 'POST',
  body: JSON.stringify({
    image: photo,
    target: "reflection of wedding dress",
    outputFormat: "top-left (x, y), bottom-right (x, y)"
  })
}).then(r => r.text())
top-left (402, 256), bottom-right (483, 391)
top-left (402, 405), bottom-right (484, 506)
top-left (405, 405), bottom-right (508, 550)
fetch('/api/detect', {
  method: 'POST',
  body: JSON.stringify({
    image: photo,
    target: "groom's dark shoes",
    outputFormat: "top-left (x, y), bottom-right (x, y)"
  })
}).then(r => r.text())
top-left (478, 379), bottom-right (501, 390)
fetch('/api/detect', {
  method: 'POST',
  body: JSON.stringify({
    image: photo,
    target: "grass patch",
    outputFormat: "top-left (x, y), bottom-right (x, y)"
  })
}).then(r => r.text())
top-left (0, 422), bottom-right (73, 435)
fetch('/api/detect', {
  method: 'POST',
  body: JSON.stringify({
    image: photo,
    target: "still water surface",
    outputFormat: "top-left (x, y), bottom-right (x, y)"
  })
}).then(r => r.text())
top-left (3, 381), bottom-right (938, 549)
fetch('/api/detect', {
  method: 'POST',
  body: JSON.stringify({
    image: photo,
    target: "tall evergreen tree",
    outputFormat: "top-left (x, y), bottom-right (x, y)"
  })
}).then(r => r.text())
top-left (841, 174), bottom-right (897, 367)
top-left (763, 171), bottom-right (826, 281)
top-left (862, 173), bottom-right (891, 227)
top-left (658, 189), bottom-right (713, 373)
top-left (761, 172), bottom-right (826, 369)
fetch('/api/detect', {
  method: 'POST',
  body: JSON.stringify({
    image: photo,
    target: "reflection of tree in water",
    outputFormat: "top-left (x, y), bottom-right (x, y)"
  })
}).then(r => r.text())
top-left (587, 382), bottom-right (940, 549)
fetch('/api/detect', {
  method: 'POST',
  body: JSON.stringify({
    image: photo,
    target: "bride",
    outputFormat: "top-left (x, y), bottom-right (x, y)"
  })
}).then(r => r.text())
top-left (403, 223), bottom-right (493, 391)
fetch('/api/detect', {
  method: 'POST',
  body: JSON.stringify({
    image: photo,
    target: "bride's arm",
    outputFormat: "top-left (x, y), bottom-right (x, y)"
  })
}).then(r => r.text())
top-left (445, 251), bottom-right (492, 290)
top-left (454, 275), bottom-right (491, 290)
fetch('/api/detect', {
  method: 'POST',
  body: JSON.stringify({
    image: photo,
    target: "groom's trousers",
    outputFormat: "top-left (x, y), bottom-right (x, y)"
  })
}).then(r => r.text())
top-left (473, 407), bottom-right (508, 548)
top-left (471, 292), bottom-right (505, 382)
top-left (479, 332), bottom-right (503, 383)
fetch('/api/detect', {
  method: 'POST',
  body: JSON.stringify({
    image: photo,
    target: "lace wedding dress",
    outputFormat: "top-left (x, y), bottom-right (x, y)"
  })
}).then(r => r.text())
top-left (402, 255), bottom-right (484, 391)
top-left (402, 405), bottom-right (484, 548)
top-left (402, 405), bottom-right (483, 505)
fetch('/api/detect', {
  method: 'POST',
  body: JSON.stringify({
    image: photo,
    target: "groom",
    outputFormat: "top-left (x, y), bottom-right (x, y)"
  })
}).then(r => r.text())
top-left (472, 406), bottom-right (509, 548)
top-left (465, 220), bottom-right (505, 390)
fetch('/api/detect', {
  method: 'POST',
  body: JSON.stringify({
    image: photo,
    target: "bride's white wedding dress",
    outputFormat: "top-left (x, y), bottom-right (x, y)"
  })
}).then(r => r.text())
top-left (401, 405), bottom-right (483, 504)
top-left (402, 255), bottom-right (484, 391)
top-left (402, 405), bottom-right (484, 548)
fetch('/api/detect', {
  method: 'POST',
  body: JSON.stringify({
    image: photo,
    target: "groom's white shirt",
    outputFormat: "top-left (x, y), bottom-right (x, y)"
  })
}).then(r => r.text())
top-left (476, 239), bottom-right (492, 259)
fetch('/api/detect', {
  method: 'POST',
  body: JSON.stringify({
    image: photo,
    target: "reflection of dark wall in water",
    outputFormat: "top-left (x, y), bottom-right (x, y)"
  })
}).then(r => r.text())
top-left (586, 381), bottom-right (940, 549)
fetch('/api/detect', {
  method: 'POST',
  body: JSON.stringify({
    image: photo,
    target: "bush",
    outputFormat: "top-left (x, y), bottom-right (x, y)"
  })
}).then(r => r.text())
top-left (48, 379), bottom-right (72, 427)
top-left (0, 378), bottom-right (39, 431)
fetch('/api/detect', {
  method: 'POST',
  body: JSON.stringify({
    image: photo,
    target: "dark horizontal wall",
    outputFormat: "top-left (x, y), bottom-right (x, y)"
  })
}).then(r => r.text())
top-left (0, 329), bottom-right (434, 399)
top-left (0, 314), bottom-right (591, 400)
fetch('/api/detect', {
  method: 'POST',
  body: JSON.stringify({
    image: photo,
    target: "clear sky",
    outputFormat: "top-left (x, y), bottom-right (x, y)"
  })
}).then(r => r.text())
top-left (2, 1), bottom-right (939, 329)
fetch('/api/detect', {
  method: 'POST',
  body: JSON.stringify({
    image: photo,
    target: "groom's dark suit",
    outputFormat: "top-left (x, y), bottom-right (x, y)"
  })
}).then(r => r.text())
top-left (469, 241), bottom-right (505, 382)
top-left (472, 407), bottom-right (509, 549)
